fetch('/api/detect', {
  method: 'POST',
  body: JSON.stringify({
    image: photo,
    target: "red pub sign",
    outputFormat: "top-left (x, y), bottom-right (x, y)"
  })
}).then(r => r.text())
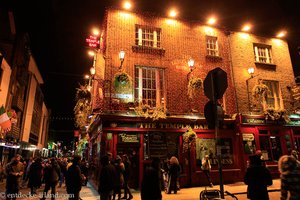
top-left (86, 35), bottom-right (100, 48)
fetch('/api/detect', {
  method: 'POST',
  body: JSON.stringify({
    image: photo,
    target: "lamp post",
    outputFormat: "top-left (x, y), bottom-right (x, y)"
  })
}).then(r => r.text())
top-left (246, 67), bottom-right (255, 112)
top-left (187, 58), bottom-right (195, 80)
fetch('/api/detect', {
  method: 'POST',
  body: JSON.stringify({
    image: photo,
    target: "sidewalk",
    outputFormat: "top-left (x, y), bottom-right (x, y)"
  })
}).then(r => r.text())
top-left (0, 179), bottom-right (281, 200)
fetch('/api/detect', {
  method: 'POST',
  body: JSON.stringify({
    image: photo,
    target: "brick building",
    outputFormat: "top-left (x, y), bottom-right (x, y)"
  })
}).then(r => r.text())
top-left (87, 8), bottom-right (299, 188)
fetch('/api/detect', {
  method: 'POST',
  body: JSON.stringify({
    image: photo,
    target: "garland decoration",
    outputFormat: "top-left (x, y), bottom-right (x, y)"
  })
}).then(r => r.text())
top-left (264, 108), bottom-right (290, 123)
top-left (113, 72), bottom-right (132, 92)
top-left (75, 136), bottom-right (88, 156)
top-left (188, 77), bottom-right (203, 99)
top-left (74, 84), bottom-right (92, 128)
top-left (134, 104), bottom-right (166, 121)
top-left (182, 126), bottom-right (197, 153)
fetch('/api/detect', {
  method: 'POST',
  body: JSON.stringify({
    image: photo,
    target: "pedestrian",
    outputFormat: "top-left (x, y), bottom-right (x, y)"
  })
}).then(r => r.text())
top-left (58, 157), bottom-right (68, 188)
top-left (21, 156), bottom-right (33, 187)
top-left (121, 154), bottom-right (133, 200)
top-left (278, 155), bottom-right (300, 200)
top-left (98, 155), bottom-right (117, 200)
top-left (80, 158), bottom-right (88, 186)
top-left (5, 154), bottom-right (24, 200)
top-left (41, 157), bottom-right (61, 200)
top-left (244, 154), bottom-right (272, 200)
top-left (65, 155), bottom-right (84, 200)
top-left (28, 157), bottom-right (43, 195)
top-left (0, 160), bottom-right (4, 182)
top-left (167, 156), bottom-right (181, 194)
top-left (113, 155), bottom-right (125, 200)
top-left (201, 155), bottom-right (213, 187)
top-left (141, 157), bottom-right (162, 200)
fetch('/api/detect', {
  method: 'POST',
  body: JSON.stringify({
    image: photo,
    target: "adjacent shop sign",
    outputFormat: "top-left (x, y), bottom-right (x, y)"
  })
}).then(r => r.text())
top-left (85, 35), bottom-right (100, 48)
top-left (242, 116), bottom-right (265, 124)
top-left (118, 133), bottom-right (139, 143)
top-left (137, 122), bottom-right (209, 129)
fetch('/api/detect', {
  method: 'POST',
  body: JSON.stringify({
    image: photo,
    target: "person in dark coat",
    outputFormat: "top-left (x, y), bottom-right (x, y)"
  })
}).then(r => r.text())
top-left (65, 155), bottom-right (83, 200)
top-left (41, 157), bottom-right (61, 200)
top-left (80, 158), bottom-right (88, 186)
top-left (121, 154), bottom-right (133, 200)
top-left (278, 155), bottom-right (300, 200)
top-left (98, 155), bottom-right (117, 200)
top-left (5, 154), bottom-right (24, 200)
top-left (244, 154), bottom-right (273, 200)
top-left (167, 156), bottom-right (181, 194)
top-left (141, 157), bottom-right (162, 200)
top-left (28, 157), bottom-right (43, 195)
top-left (113, 155), bottom-right (125, 200)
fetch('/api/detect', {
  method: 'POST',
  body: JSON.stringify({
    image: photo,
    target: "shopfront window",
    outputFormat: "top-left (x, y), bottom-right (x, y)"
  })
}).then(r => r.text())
top-left (259, 131), bottom-right (282, 161)
top-left (195, 138), bottom-right (233, 167)
top-left (143, 132), bottom-right (179, 160)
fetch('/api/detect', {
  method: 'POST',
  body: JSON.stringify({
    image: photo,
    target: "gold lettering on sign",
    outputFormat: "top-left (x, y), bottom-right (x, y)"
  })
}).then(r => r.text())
top-left (138, 123), bottom-right (208, 129)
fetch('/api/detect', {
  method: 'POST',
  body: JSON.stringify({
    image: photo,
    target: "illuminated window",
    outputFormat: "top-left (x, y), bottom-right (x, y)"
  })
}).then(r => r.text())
top-left (262, 80), bottom-right (282, 110)
top-left (253, 44), bottom-right (272, 64)
top-left (134, 66), bottom-right (164, 107)
top-left (135, 25), bottom-right (161, 48)
top-left (206, 36), bottom-right (219, 56)
top-left (259, 129), bottom-right (282, 161)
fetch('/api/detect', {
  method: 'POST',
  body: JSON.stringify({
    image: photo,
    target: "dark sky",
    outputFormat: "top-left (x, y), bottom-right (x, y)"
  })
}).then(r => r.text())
top-left (10, 0), bottom-right (300, 131)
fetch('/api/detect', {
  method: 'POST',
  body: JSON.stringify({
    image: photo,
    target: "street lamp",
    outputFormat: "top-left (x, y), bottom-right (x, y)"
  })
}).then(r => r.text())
top-left (246, 67), bottom-right (257, 112)
top-left (119, 50), bottom-right (125, 70)
top-left (187, 58), bottom-right (195, 80)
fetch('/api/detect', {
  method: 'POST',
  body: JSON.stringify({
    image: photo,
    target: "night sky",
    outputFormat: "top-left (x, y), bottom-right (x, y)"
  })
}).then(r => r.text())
top-left (8, 0), bottom-right (300, 133)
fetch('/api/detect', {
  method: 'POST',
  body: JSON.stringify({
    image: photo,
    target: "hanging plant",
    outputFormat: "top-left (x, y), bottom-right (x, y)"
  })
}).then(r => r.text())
top-left (75, 136), bottom-right (88, 156)
top-left (252, 82), bottom-right (270, 101)
top-left (134, 103), bottom-right (166, 121)
top-left (74, 84), bottom-right (92, 128)
top-left (182, 126), bottom-right (197, 153)
top-left (113, 72), bottom-right (132, 92)
top-left (187, 77), bottom-right (203, 99)
top-left (264, 108), bottom-right (290, 123)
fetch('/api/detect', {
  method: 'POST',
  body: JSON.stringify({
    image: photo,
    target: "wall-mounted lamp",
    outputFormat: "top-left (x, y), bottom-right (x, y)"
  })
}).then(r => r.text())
top-left (119, 50), bottom-right (125, 70)
top-left (187, 58), bottom-right (195, 80)
top-left (248, 67), bottom-right (255, 78)
top-left (90, 67), bottom-right (96, 76)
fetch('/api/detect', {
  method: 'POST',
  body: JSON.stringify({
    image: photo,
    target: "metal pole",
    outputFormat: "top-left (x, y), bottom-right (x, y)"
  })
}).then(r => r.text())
top-left (210, 73), bottom-right (224, 199)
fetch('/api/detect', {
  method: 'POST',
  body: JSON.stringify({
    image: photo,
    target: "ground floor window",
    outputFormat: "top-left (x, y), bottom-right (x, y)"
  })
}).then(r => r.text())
top-left (259, 135), bottom-right (282, 161)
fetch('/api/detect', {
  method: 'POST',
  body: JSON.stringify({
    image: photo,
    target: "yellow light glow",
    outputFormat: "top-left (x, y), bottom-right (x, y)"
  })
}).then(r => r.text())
top-left (92, 28), bottom-right (100, 36)
top-left (242, 24), bottom-right (251, 32)
top-left (88, 51), bottom-right (95, 56)
top-left (84, 75), bottom-right (90, 79)
top-left (166, 19), bottom-right (177, 25)
top-left (207, 17), bottom-right (216, 25)
top-left (169, 9), bottom-right (177, 18)
top-left (276, 30), bottom-right (287, 38)
top-left (248, 67), bottom-right (254, 75)
top-left (123, 1), bottom-right (132, 10)
top-left (204, 26), bottom-right (215, 36)
top-left (272, 38), bottom-right (283, 46)
top-left (119, 11), bottom-right (132, 19)
top-left (239, 32), bottom-right (250, 39)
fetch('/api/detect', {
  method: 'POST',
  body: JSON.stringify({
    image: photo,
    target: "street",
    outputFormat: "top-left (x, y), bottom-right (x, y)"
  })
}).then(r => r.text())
top-left (0, 179), bottom-right (281, 200)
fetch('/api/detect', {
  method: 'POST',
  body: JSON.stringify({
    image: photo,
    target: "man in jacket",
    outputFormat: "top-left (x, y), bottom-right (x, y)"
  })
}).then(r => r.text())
top-left (65, 155), bottom-right (83, 200)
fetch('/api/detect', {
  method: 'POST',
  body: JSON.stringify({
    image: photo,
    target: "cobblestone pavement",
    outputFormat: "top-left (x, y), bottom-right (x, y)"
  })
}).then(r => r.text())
top-left (0, 179), bottom-right (281, 200)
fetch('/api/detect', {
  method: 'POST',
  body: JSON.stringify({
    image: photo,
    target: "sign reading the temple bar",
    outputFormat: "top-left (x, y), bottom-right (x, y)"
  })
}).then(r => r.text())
top-left (118, 133), bottom-right (139, 143)
top-left (85, 35), bottom-right (100, 48)
top-left (241, 115), bottom-right (265, 124)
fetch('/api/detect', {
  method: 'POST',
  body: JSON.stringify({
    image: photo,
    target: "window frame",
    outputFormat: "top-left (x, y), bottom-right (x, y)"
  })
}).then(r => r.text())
top-left (262, 79), bottom-right (283, 110)
top-left (134, 65), bottom-right (165, 108)
top-left (258, 129), bottom-right (283, 162)
top-left (206, 36), bottom-right (219, 57)
top-left (135, 25), bottom-right (161, 49)
top-left (253, 43), bottom-right (273, 64)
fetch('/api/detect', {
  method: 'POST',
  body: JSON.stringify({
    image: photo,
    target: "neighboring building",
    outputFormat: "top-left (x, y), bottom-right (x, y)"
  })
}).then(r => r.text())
top-left (0, 56), bottom-right (12, 107)
top-left (0, 9), bottom-right (50, 163)
top-left (229, 32), bottom-right (300, 176)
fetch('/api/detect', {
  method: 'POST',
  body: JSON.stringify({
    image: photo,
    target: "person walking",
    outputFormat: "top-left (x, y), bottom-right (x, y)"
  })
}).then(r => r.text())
top-left (121, 154), bottom-right (133, 200)
top-left (244, 154), bottom-right (272, 200)
top-left (98, 155), bottom-right (117, 200)
top-left (5, 154), bottom-right (24, 200)
top-left (167, 156), bottom-right (180, 194)
top-left (65, 155), bottom-right (84, 200)
top-left (201, 155), bottom-right (213, 187)
top-left (41, 157), bottom-right (61, 200)
top-left (80, 158), bottom-right (88, 186)
top-left (113, 155), bottom-right (125, 200)
top-left (141, 157), bottom-right (162, 200)
top-left (278, 155), bottom-right (300, 200)
top-left (28, 157), bottom-right (43, 195)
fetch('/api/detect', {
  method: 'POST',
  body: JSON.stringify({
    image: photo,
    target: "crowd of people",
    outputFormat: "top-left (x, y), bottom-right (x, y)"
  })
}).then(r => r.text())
top-left (3, 154), bottom-right (88, 200)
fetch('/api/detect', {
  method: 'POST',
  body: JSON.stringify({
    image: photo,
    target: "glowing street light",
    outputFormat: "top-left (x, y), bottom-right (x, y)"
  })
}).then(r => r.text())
top-left (92, 28), bottom-right (100, 36)
top-left (242, 24), bottom-right (252, 32)
top-left (276, 30), bottom-right (287, 38)
top-left (88, 50), bottom-right (95, 57)
top-left (207, 17), bottom-right (217, 25)
top-left (123, 1), bottom-right (132, 10)
top-left (169, 9), bottom-right (177, 18)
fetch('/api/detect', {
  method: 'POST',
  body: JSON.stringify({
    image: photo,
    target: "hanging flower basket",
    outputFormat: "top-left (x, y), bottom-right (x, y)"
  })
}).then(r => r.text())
top-left (134, 104), bottom-right (166, 121)
top-left (188, 77), bottom-right (203, 99)
top-left (264, 108), bottom-right (290, 123)
top-left (114, 72), bottom-right (132, 91)
top-left (182, 126), bottom-right (197, 153)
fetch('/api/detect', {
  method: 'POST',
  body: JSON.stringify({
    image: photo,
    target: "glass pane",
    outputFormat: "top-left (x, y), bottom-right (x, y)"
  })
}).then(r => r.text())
top-left (259, 130), bottom-right (268, 134)
top-left (259, 136), bottom-right (271, 161)
top-left (270, 136), bottom-right (282, 161)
